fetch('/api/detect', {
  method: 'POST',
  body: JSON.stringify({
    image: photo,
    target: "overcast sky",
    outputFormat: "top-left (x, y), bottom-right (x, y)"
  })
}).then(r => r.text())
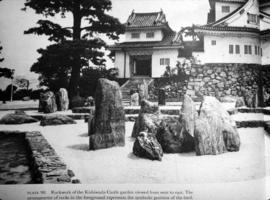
top-left (0, 0), bottom-right (209, 89)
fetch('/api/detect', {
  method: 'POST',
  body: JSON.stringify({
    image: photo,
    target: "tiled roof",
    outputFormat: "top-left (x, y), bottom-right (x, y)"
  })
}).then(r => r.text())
top-left (260, 0), bottom-right (269, 4)
top-left (125, 10), bottom-right (171, 31)
top-left (260, 11), bottom-right (270, 17)
top-left (110, 32), bottom-right (182, 50)
top-left (195, 25), bottom-right (260, 33)
top-left (214, 0), bottom-right (247, 3)
top-left (261, 29), bottom-right (270, 35)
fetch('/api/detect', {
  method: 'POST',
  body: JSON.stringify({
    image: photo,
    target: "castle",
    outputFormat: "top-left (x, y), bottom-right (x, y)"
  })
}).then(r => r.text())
top-left (110, 0), bottom-right (270, 78)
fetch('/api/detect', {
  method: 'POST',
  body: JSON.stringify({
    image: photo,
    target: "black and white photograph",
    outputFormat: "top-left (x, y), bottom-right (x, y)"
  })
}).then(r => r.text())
top-left (0, 0), bottom-right (269, 199)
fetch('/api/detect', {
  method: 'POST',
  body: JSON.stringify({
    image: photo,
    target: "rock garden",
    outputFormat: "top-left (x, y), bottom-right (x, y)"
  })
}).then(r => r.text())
top-left (0, 78), bottom-right (269, 184)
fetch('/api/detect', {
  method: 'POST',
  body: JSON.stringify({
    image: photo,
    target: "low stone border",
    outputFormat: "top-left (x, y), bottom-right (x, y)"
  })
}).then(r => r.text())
top-left (30, 114), bottom-right (89, 121)
top-left (236, 121), bottom-right (265, 128)
top-left (0, 130), bottom-right (80, 184)
top-left (72, 107), bottom-right (94, 114)
top-left (237, 108), bottom-right (270, 115)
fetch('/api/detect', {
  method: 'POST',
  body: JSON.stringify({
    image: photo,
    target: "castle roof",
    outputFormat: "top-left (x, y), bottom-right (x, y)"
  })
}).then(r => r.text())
top-left (261, 29), bottom-right (270, 39)
top-left (194, 25), bottom-right (260, 34)
top-left (125, 10), bottom-right (173, 32)
top-left (109, 32), bottom-right (182, 50)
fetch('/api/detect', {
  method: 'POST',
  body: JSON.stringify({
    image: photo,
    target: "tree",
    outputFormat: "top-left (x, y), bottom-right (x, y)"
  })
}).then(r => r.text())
top-left (79, 66), bottom-right (118, 97)
top-left (15, 77), bottom-right (30, 90)
top-left (23, 0), bottom-right (124, 102)
top-left (179, 25), bottom-right (199, 41)
top-left (0, 45), bottom-right (14, 79)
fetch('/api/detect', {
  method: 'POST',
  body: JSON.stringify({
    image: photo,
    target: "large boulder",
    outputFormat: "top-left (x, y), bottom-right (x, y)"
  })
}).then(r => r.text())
top-left (179, 95), bottom-right (197, 137)
top-left (89, 78), bottom-right (125, 150)
top-left (132, 113), bottom-right (160, 138)
top-left (156, 116), bottom-right (194, 153)
top-left (194, 116), bottom-right (227, 155)
top-left (40, 114), bottom-right (76, 126)
top-left (131, 100), bottom-right (160, 138)
top-left (56, 88), bottom-right (69, 111)
top-left (194, 96), bottom-right (240, 156)
top-left (39, 91), bottom-right (57, 113)
top-left (140, 99), bottom-right (159, 114)
top-left (133, 132), bottom-right (163, 161)
top-left (0, 111), bottom-right (38, 124)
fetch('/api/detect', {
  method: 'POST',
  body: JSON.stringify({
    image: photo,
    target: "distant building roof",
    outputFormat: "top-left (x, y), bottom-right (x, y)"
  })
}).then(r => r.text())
top-left (109, 32), bottom-right (182, 50)
top-left (125, 10), bottom-right (172, 32)
top-left (214, 0), bottom-right (247, 3)
top-left (194, 25), bottom-right (260, 34)
top-left (261, 29), bottom-right (270, 39)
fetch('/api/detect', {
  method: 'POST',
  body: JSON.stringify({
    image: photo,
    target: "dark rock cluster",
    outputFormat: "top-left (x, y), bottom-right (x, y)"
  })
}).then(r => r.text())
top-left (132, 95), bottom-right (241, 161)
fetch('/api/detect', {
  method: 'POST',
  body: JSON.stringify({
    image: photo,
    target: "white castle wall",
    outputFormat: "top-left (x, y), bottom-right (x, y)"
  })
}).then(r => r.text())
top-left (114, 51), bottom-right (131, 78)
top-left (262, 40), bottom-right (270, 65)
top-left (193, 34), bottom-right (261, 64)
top-left (151, 49), bottom-right (179, 77)
top-left (215, 2), bottom-right (242, 21)
top-left (125, 30), bottom-right (164, 42)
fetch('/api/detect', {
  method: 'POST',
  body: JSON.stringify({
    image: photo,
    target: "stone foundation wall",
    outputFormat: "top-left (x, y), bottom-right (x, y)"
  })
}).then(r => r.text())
top-left (149, 77), bottom-right (189, 101)
top-left (147, 64), bottom-right (270, 105)
top-left (173, 63), bottom-right (270, 106)
top-left (186, 64), bottom-right (262, 98)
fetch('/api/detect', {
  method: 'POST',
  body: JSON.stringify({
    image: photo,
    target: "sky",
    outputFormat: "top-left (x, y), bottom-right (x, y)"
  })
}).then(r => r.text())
top-left (0, 0), bottom-right (209, 89)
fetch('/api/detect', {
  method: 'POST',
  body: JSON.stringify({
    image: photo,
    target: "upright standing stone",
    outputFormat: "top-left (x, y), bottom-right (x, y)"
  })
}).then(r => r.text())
top-left (56, 88), bottom-right (69, 111)
top-left (39, 91), bottom-right (57, 113)
top-left (89, 78), bottom-right (125, 150)
top-left (158, 88), bottom-right (166, 105)
top-left (138, 80), bottom-right (148, 104)
top-left (130, 92), bottom-right (139, 106)
top-left (194, 96), bottom-right (240, 156)
top-left (179, 95), bottom-right (197, 137)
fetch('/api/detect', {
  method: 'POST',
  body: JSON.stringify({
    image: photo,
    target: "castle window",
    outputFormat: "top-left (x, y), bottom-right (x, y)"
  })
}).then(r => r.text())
top-left (211, 40), bottom-right (216, 45)
top-left (146, 32), bottom-right (155, 38)
top-left (131, 32), bottom-right (140, 38)
top-left (160, 58), bottom-right (170, 66)
top-left (244, 45), bottom-right (248, 54)
top-left (255, 46), bottom-right (258, 55)
top-left (247, 13), bottom-right (258, 24)
top-left (244, 45), bottom-right (252, 55)
top-left (235, 45), bottom-right (240, 54)
top-left (249, 45), bottom-right (252, 54)
top-left (229, 45), bottom-right (234, 54)
top-left (222, 6), bottom-right (230, 13)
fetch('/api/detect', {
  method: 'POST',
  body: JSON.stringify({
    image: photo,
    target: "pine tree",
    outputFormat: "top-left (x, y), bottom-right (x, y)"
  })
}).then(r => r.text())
top-left (23, 0), bottom-right (124, 102)
top-left (0, 45), bottom-right (14, 79)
